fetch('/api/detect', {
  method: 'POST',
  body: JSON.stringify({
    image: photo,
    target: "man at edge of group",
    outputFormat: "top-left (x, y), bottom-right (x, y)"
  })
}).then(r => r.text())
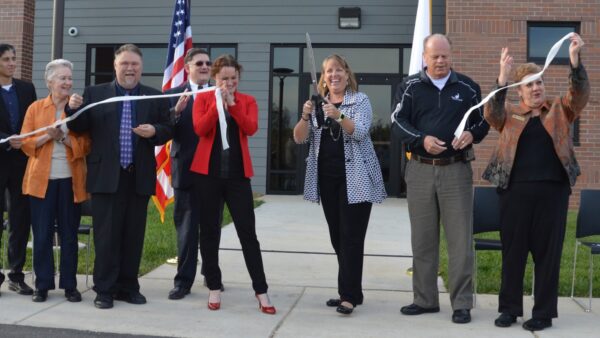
top-left (0, 43), bottom-right (36, 297)
top-left (392, 33), bottom-right (489, 324)
top-left (165, 48), bottom-right (223, 300)
top-left (66, 43), bottom-right (173, 309)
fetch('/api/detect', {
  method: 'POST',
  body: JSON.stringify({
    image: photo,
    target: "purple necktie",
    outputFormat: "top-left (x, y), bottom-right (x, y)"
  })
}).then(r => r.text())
top-left (119, 94), bottom-right (133, 168)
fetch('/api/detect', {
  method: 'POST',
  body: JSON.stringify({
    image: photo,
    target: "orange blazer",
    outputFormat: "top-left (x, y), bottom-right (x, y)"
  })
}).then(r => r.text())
top-left (21, 95), bottom-right (90, 202)
top-left (190, 90), bottom-right (258, 178)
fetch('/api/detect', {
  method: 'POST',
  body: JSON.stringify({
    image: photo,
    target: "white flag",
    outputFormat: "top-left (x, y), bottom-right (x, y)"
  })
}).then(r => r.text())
top-left (408, 0), bottom-right (431, 75)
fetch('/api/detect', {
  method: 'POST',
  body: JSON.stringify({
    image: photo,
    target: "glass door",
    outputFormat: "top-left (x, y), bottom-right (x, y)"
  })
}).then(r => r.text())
top-left (357, 75), bottom-right (405, 197)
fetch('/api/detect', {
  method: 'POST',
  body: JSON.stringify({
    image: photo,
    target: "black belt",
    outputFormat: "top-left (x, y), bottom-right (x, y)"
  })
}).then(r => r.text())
top-left (121, 164), bottom-right (135, 173)
top-left (411, 153), bottom-right (464, 166)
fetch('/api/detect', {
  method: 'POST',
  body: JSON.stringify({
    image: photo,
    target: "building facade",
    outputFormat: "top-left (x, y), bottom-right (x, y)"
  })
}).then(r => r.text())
top-left (2, 0), bottom-right (598, 207)
top-left (0, 0), bottom-right (35, 80)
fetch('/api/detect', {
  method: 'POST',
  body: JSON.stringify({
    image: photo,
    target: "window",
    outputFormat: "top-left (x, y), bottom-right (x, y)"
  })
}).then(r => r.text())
top-left (86, 44), bottom-right (237, 88)
top-left (527, 22), bottom-right (579, 65)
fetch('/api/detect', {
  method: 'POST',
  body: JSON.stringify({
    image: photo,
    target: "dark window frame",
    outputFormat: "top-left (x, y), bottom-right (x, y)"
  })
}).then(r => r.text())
top-left (85, 43), bottom-right (238, 86)
top-left (527, 21), bottom-right (580, 65)
top-left (526, 22), bottom-right (581, 146)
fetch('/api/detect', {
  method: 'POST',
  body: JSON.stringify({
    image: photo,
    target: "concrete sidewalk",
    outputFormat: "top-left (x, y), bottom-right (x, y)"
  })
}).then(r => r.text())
top-left (0, 195), bottom-right (598, 337)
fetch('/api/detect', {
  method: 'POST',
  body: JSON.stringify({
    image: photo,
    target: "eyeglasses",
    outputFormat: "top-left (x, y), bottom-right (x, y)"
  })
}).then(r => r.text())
top-left (194, 61), bottom-right (211, 66)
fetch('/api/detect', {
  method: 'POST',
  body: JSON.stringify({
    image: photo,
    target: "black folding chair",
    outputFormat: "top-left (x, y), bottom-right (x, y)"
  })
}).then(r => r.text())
top-left (570, 189), bottom-right (600, 312)
top-left (472, 186), bottom-right (502, 306)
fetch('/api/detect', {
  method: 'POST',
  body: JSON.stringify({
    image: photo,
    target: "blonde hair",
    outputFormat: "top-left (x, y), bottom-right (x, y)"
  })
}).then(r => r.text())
top-left (317, 54), bottom-right (358, 97)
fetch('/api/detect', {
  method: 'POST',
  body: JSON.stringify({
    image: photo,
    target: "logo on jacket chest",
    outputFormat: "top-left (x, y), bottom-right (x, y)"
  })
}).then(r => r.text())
top-left (450, 93), bottom-right (463, 102)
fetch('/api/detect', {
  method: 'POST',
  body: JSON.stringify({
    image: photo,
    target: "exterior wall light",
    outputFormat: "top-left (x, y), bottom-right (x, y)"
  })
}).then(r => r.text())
top-left (338, 7), bottom-right (361, 29)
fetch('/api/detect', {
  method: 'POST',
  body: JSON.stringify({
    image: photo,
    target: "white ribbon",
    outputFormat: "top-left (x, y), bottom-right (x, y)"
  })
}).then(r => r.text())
top-left (1, 86), bottom-right (230, 150)
top-left (214, 88), bottom-right (229, 150)
top-left (453, 32), bottom-right (574, 138)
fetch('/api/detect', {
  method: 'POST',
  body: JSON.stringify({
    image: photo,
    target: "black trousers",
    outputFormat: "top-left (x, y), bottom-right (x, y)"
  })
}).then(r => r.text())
top-left (498, 181), bottom-right (570, 319)
top-left (92, 169), bottom-right (150, 295)
top-left (319, 173), bottom-right (372, 307)
top-left (172, 186), bottom-right (222, 289)
top-left (0, 161), bottom-right (30, 283)
top-left (194, 174), bottom-right (267, 294)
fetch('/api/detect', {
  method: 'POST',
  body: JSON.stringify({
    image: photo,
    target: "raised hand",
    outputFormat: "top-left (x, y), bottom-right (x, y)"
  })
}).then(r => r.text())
top-left (69, 93), bottom-right (83, 110)
top-left (173, 89), bottom-right (191, 115)
top-left (569, 33), bottom-right (584, 68)
top-left (498, 47), bottom-right (513, 86)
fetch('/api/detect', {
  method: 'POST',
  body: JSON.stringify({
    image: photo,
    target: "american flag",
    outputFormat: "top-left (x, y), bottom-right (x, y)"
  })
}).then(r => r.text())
top-left (152, 0), bottom-right (193, 222)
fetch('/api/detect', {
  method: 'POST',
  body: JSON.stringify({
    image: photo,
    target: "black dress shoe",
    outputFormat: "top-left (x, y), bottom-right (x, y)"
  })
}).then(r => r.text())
top-left (65, 288), bottom-right (82, 302)
top-left (8, 280), bottom-right (34, 295)
top-left (32, 289), bottom-right (48, 302)
top-left (522, 318), bottom-right (552, 331)
top-left (326, 298), bottom-right (363, 307)
top-left (336, 303), bottom-right (354, 315)
top-left (168, 286), bottom-right (190, 300)
top-left (494, 313), bottom-right (517, 327)
top-left (94, 294), bottom-right (113, 309)
top-left (326, 299), bottom-right (342, 307)
top-left (452, 309), bottom-right (471, 324)
top-left (114, 291), bottom-right (147, 304)
top-left (400, 303), bottom-right (440, 315)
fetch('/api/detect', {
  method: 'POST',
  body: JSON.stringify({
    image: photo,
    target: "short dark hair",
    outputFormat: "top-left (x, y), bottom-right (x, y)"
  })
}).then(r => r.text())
top-left (0, 44), bottom-right (16, 57)
top-left (210, 54), bottom-right (242, 78)
top-left (115, 43), bottom-right (143, 58)
top-left (184, 48), bottom-right (209, 64)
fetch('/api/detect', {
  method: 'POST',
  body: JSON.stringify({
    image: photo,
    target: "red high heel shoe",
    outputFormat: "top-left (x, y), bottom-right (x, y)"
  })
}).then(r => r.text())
top-left (207, 290), bottom-right (221, 310)
top-left (255, 293), bottom-right (276, 315)
top-left (207, 301), bottom-right (221, 310)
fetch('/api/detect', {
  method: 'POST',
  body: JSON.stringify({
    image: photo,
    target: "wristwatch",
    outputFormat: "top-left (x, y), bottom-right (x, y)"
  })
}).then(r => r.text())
top-left (336, 113), bottom-right (345, 123)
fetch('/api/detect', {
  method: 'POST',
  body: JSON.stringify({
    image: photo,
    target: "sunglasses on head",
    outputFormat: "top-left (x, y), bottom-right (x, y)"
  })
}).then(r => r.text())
top-left (194, 61), bottom-right (211, 66)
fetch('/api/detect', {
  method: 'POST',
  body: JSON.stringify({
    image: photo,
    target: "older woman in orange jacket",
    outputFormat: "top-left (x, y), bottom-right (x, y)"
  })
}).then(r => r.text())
top-left (20, 59), bottom-right (89, 303)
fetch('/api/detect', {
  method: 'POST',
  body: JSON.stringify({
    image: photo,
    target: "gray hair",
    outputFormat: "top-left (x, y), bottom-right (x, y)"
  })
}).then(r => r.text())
top-left (45, 59), bottom-right (73, 82)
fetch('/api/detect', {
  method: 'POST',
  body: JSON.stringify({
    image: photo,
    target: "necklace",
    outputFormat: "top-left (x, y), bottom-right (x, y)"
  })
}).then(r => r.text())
top-left (329, 124), bottom-right (342, 142)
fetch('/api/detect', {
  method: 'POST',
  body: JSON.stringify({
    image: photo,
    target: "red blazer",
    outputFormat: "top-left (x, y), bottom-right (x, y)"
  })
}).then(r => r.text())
top-left (190, 90), bottom-right (258, 178)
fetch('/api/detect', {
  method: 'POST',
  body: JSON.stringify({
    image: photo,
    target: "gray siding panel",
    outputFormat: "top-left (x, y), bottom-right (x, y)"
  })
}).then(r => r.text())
top-left (33, 0), bottom-right (446, 194)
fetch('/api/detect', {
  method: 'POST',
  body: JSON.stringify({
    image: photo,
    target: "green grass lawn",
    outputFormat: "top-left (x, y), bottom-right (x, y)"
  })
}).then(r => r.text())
top-left (1, 199), bottom-right (262, 278)
top-left (439, 211), bottom-right (600, 297)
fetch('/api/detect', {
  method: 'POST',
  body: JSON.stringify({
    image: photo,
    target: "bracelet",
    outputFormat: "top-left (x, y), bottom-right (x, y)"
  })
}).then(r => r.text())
top-left (301, 116), bottom-right (309, 121)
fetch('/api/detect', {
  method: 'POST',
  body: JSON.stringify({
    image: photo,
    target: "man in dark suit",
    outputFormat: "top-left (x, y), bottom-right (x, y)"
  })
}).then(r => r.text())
top-left (66, 44), bottom-right (172, 309)
top-left (0, 44), bottom-right (36, 296)
top-left (165, 48), bottom-right (224, 299)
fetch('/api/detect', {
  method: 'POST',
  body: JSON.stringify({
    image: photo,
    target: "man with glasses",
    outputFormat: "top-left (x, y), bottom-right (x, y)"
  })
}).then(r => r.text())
top-left (165, 48), bottom-right (222, 300)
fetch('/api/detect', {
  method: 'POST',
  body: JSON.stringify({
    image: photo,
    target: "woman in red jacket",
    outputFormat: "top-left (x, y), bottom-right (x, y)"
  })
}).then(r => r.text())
top-left (191, 54), bottom-right (275, 314)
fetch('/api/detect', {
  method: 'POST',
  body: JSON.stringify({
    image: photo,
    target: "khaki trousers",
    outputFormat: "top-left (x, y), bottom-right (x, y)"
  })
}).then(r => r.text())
top-left (405, 159), bottom-right (474, 310)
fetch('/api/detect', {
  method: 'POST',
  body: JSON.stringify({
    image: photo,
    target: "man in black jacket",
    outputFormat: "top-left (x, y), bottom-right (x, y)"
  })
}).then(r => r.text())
top-left (0, 44), bottom-right (36, 296)
top-left (165, 48), bottom-right (223, 300)
top-left (392, 34), bottom-right (489, 324)
top-left (67, 44), bottom-right (172, 309)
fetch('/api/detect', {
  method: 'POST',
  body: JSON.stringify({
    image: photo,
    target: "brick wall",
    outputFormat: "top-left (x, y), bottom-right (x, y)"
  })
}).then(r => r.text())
top-left (0, 0), bottom-right (35, 81)
top-left (447, 0), bottom-right (600, 209)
